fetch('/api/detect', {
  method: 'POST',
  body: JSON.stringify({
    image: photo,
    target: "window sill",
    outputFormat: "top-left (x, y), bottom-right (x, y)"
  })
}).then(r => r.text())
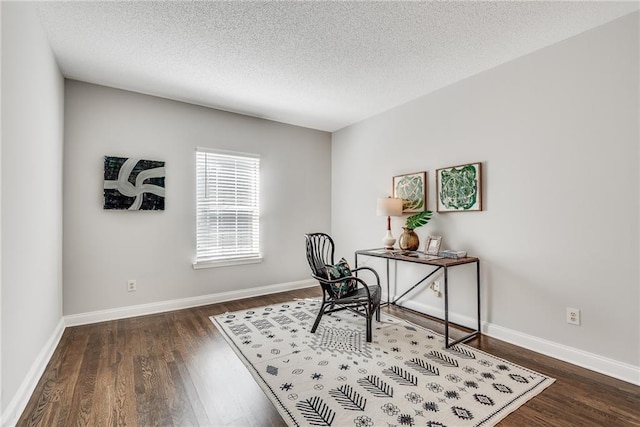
top-left (192, 256), bottom-right (263, 269)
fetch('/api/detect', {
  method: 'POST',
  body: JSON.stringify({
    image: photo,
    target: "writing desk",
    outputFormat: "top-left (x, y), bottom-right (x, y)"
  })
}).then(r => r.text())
top-left (354, 248), bottom-right (480, 348)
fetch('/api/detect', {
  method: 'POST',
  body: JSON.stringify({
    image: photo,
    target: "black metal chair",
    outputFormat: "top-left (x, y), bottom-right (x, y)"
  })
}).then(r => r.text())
top-left (305, 233), bottom-right (381, 342)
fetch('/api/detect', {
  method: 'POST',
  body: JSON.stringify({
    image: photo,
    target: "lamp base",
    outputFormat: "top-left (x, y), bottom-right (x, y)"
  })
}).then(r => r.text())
top-left (382, 230), bottom-right (396, 250)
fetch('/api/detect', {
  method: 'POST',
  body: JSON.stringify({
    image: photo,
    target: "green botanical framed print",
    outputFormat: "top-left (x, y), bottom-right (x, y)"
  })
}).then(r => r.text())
top-left (393, 171), bottom-right (427, 213)
top-left (436, 162), bottom-right (483, 212)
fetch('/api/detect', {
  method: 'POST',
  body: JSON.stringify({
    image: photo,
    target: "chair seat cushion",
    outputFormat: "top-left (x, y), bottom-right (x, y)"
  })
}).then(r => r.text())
top-left (325, 258), bottom-right (357, 298)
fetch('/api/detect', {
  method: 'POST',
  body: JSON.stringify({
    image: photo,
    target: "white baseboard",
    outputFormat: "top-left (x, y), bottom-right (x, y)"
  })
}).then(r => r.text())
top-left (64, 278), bottom-right (317, 327)
top-left (1, 318), bottom-right (66, 427)
top-left (485, 323), bottom-right (640, 386)
top-left (398, 298), bottom-right (478, 330)
top-left (392, 298), bottom-right (640, 386)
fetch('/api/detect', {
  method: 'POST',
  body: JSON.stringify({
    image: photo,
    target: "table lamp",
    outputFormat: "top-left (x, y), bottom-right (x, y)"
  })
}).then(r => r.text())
top-left (377, 197), bottom-right (403, 250)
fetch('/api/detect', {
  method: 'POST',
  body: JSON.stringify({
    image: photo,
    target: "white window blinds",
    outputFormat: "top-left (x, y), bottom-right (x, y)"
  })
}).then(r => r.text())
top-left (195, 148), bottom-right (261, 267)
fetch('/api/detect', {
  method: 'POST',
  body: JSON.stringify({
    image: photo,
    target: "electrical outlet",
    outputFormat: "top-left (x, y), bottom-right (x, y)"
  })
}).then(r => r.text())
top-left (127, 280), bottom-right (137, 292)
top-left (429, 281), bottom-right (441, 297)
top-left (432, 281), bottom-right (441, 293)
top-left (566, 307), bottom-right (580, 325)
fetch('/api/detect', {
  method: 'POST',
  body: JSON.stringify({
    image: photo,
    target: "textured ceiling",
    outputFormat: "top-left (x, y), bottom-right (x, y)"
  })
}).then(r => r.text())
top-left (35, 1), bottom-right (639, 132)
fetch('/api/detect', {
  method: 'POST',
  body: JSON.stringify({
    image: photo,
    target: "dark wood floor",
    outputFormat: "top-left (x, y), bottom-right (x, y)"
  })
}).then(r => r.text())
top-left (18, 287), bottom-right (640, 426)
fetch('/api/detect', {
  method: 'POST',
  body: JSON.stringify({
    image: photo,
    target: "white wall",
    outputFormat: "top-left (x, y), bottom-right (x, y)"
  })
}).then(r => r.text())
top-left (332, 12), bottom-right (639, 372)
top-left (1, 1), bottom-right (65, 418)
top-left (63, 81), bottom-right (331, 315)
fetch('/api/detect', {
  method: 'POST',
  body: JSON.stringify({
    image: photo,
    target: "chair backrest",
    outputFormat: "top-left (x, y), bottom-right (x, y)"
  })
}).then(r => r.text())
top-left (305, 233), bottom-right (335, 278)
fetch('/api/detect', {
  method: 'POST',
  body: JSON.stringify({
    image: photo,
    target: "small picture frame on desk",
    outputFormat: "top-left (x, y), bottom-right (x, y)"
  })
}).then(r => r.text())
top-left (425, 236), bottom-right (442, 255)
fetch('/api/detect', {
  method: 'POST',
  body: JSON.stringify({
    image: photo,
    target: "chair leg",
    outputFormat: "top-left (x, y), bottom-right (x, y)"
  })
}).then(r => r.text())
top-left (311, 304), bottom-right (325, 333)
top-left (366, 313), bottom-right (372, 342)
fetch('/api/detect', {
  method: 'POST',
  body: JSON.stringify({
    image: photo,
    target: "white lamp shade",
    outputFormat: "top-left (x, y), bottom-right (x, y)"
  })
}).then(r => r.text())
top-left (377, 197), bottom-right (403, 216)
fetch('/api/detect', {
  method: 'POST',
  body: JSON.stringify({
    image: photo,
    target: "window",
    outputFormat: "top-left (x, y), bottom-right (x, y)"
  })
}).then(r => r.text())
top-left (194, 148), bottom-right (261, 268)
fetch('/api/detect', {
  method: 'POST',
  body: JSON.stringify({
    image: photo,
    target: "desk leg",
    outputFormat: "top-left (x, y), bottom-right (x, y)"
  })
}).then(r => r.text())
top-left (444, 266), bottom-right (450, 346)
top-left (477, 260), bottom-right (481, 333)
top-left (444, 260), bottom-right (481, 348)
top-left (386, 259), bottom-right (390, 305)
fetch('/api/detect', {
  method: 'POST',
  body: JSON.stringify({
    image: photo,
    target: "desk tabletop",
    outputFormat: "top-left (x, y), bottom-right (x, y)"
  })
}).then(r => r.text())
top-left (355, 248), bottom-right (479, 267)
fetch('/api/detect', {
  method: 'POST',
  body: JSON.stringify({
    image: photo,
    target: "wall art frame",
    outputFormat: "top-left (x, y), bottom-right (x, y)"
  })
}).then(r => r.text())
top-left (425, 235), bottom-right (442, 255)
top-left (103, 156), bottom-right (166, 211)
top-left (393, 171), bottom-right (427, 213)
top-left (436, 162), bottom-right (482, 212)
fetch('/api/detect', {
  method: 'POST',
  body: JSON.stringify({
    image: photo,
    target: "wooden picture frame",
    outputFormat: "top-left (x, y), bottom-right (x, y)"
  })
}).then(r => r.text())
top-left (393, 171), bottom-right (427, 213)
top-left (425, 236), bottom-right (442, 255)
top-left (436, 162), bottom-right (482, 212)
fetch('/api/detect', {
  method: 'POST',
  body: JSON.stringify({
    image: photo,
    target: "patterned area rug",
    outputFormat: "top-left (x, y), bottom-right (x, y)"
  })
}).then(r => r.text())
top-left (211, 300), bottom-right (554, 427)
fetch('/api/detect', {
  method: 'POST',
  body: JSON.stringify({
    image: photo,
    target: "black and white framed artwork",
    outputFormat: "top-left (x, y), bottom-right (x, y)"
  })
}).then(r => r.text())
top-left (103, 156), bottom-right (165, 210)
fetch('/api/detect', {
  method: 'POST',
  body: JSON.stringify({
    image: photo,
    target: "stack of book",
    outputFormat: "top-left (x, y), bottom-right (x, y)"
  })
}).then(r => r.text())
top-left (438, 250), bottom-right (467, 259)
